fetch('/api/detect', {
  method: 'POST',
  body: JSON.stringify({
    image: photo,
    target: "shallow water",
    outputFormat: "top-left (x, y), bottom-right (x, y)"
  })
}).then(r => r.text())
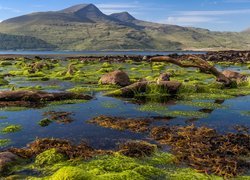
top-left (0, 61), bottom-right (249, 151)
top-left (0, 50), bottom-right (206, 56)
top-left (0, 90), bottom-right (249, 150)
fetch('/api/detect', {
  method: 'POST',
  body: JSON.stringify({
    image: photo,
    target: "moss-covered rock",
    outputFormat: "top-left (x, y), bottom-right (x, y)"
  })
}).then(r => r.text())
top-left (1, 125), bottom-right (22, 134)
top-left (50, 166), bottom-right (93, 180)
top-left (35, 148), bottom-right (67, 167)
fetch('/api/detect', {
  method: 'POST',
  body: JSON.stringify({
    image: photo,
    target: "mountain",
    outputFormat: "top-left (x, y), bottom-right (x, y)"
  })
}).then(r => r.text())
top-left (110, 12), bottom-right (136, 22)
top-left (0, 4), bottom-right (249, 50)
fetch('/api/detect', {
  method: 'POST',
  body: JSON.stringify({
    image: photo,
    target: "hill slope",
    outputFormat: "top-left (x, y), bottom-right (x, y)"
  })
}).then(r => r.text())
top-left (0, 33), bottom-right (56, 50)
top-left (0, 4), bottom-right (249, 50)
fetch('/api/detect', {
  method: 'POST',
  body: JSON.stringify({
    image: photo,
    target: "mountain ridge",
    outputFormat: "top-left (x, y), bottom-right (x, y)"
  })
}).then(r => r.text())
top-left (0, 4), bottom-right (249, 50)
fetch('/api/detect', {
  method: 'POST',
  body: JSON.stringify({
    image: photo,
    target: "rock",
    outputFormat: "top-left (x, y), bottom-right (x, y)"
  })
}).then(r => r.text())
top-left (0, 152), bottom-right (19, 173)
top-left (100, 70), bottom-right (130, 87)
top-left (157, 73), bottom-right (171, 84)
top-left (157, 81), bottom-right (182, 94)
top-left (222, 70), bottom-right (248, 81)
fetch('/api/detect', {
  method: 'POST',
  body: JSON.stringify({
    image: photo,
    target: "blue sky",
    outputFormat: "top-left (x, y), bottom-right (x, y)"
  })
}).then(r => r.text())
top-left (0, 0), bottom-right (249, 32)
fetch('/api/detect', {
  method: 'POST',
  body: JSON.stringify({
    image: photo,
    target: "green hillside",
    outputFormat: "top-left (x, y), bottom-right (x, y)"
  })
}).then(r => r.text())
top-left (0, 33), bottom-right (56, 50)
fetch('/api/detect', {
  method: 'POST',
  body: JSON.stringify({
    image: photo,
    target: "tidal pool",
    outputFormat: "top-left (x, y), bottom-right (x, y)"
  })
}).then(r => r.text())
top-left (0, 59), bottom-right (249, 151)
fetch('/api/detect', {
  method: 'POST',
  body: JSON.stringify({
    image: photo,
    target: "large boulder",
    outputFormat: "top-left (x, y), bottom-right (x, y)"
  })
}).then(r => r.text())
top-left (100, 70), bottom-right (130, 87)
top-left (0, 151), bottom-right (19, 174)
top-left (156, 72), bottom-right (171, 84)
top-left (222, 70), bottom-right (248, 81)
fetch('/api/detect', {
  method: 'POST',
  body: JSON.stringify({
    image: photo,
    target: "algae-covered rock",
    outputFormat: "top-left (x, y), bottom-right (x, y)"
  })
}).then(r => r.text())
top-left (51, 166), bottom-right (93, 180)
top-left (100, 70), bottom-right (130, 87)
top-left (98, 170), bottom-right (144, 180)
top-left (157, 72), bottom-right (171, 84)
top-left (1, 125), bottom-right (22, 134)
top-left (35, 148), bottom-right (67, 167)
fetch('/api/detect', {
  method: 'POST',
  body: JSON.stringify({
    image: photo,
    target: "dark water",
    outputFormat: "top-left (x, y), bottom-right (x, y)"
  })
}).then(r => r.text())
top-left (0, 50), bottom-right (206, 56)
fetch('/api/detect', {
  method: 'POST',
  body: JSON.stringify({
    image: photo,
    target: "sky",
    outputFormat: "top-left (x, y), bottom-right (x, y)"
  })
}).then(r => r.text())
top-left (0, 0), bottom-right (249, 32)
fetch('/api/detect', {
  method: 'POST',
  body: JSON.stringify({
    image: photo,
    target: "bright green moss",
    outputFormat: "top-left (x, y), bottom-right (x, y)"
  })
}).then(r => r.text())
top-left (50, 166), bottom-right (93, 180)
top-left (98, 170), bottom-right (144, 180)
top-left (0, 61), bottom-right (12, 66)
top-left (35, 148), bottom-right (67, 167)
top-left (1, 125), bottom-right (22, 134)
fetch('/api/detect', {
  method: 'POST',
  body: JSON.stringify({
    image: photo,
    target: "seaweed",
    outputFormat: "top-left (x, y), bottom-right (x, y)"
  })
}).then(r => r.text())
top-left (9, 138), bottom-right (99, 159)
top-left (87, 115), bottom-right (152, 133)
top-left (43, 111), bottom-right (74, 124)
top-left (118, 141), bottom-right (157, 158)
top-left (150, 125), bottom-right (250, 177)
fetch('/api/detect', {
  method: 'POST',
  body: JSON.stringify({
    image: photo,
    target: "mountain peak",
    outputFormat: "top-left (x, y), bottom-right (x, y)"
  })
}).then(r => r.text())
top-left (110, 12), bottom-right (136, 22)
top-left (60, 4), bottom-right (96, 13)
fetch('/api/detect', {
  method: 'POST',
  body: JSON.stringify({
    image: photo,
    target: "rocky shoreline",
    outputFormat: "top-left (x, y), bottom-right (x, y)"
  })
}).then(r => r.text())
top-left (0, 50), bottom-right (249, 63)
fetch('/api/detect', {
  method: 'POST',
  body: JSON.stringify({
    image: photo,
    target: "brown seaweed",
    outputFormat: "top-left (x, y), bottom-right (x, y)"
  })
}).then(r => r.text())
top-left (150, 125), bottom-right (250, 177)
top-left (87, 115), bottom-right (152, 133)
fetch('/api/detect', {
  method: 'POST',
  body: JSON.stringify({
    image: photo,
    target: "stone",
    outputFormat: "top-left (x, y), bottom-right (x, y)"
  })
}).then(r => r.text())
top-left (157, 73), bottom-right (171, 84)
top-left (100, 70), bottom-right (130, 87)
top-left (222, 70), bottom-right (248, 81)
top-left (0, 152), bottom-right (19, 173)
top-left (157, 81), bottom-right (182, 94)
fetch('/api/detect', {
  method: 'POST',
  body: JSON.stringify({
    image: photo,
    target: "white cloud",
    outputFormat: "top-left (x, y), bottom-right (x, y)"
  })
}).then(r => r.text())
top-left (161, 16), bottom-right (216, 26)
top-left (96, 3), bottom-right (139, 14)
top-left (176, 9), bottom-right (250, 16)
top-left (0, 5), bottom-right (22, 13)
top-left (224, 0), bottom-right (250, 3)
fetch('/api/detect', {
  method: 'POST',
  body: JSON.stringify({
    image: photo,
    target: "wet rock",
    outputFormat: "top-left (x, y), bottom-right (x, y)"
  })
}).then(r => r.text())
top-left (0, 90), bottom-right (92, 102)
top-left (100, 70), bottom-right (130, 87)
top-left (0, 151), bottom-right (19, 174)
top-left (157, 81), bottom-right (182, 94)
top-left (157, 72), bottom-right (171, 84)
top-left (222, 70), bottom-right (248, 81)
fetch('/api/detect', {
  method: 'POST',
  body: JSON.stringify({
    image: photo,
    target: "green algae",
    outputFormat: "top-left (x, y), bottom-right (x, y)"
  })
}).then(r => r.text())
top-left (0, 138), bottom-right (11, 147)
top-left (0, 116), bottom-right (8, 120)
top-left (35, 148), bottom-right (67, 167)
top-left (0, 106), bottom-right (28, 111)
top-left (178, 101), bottom-right (226, 109)
top-left (50, 166), bottom-right (93, 180)
top-left (240, 111), bottom-right (250, 117)
top-left (20, 152), bottom-right (226, 180)
top-left (137, 103), bottom-right (207, 118)
top-left (162, 110), bottom-right (208, 118)
top-left (48, 99), bottom-right (88, 106)
top-left (137, 103), bottom-right (169, 114)
top-left (38, 118), bottom-right (53, 127)
top-left (101, 102), bottom-right (119, 109)
top-left (1, 125), bottom-right (22, 134)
